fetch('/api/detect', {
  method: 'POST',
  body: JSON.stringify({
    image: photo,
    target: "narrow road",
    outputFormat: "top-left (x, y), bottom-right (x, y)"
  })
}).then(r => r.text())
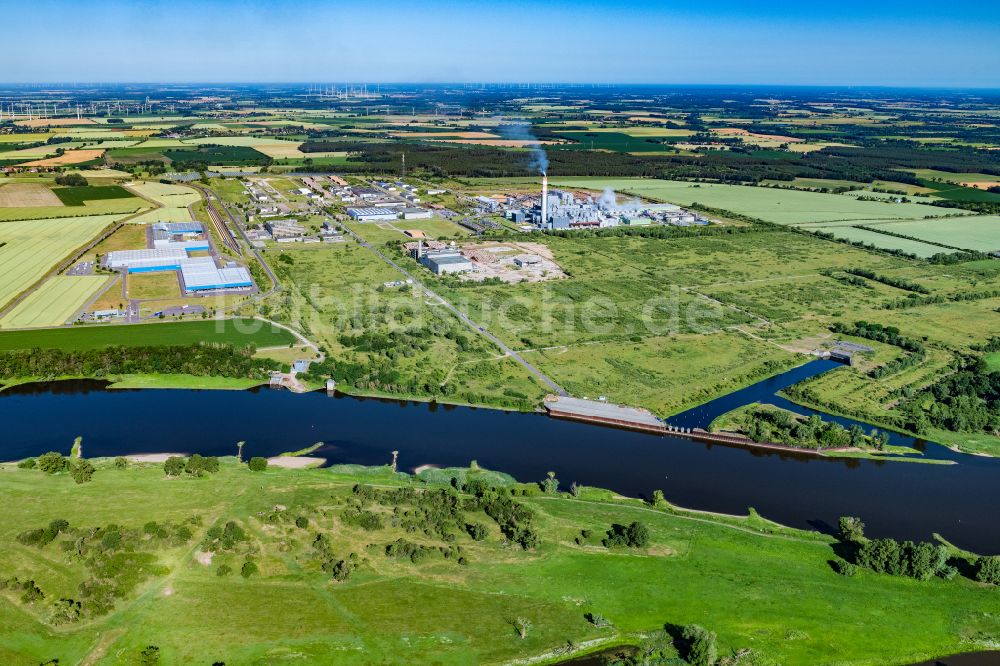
top-left (338, 220), bottom-right (566, 396)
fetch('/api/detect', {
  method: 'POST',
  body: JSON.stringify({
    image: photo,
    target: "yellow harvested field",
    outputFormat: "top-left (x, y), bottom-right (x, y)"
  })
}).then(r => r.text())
top-left (714, 128), bottom-right (804, 143)
top-left (127, 181), bottom-right (201, 207)
top-left (15, 117), bottom-right (97, 127)
top-left (0, 133), bottom-right (52, 144)
top-left (0, 183), bottom-right (63, 208)
top-left (786, 142), bottom-right (852, 153)
top-left (21, 149), bottom-right (106, 166)
top-left (427, 138), bottom-right (561, 147)
top-left (0, 214), bottom-right (122, 309)
top-left (0, 275), bottom-right (110, 328)
top-left (585, 127), bottom-right (693, 137)
top-left (962, 181), bottom-right (1000, 190)
top-left (390, 131), bottom-right (501, 139)
top-left (128, 207), bottom-right (194, 224)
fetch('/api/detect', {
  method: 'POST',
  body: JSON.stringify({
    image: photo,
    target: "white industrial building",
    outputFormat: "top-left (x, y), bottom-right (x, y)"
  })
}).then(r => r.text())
top-left (348, 207), bottom-right (399, 222)
top-left (419, 249), bottom-right (473, 275)
top-left (401, 207), bottom-right (433, 220)
top-left (106, 249), bottom-right (252, 293)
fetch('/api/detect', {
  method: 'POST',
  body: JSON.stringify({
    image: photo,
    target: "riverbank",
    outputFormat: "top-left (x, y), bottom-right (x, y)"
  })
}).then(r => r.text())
top-left (0, 459), bottom-right (995, 666)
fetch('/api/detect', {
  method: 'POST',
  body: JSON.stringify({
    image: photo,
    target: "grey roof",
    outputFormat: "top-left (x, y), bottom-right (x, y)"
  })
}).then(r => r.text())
top-left (544, 396), bottom-right (663, 427)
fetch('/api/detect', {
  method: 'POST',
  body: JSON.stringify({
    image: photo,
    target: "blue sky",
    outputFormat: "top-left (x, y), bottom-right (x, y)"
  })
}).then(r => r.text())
top-left (6, 0), bottom-right (1000, 86)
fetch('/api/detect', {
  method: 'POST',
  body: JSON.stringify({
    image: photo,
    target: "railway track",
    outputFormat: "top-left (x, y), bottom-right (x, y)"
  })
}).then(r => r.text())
top-left (194, 185), bottom-right (241, 255)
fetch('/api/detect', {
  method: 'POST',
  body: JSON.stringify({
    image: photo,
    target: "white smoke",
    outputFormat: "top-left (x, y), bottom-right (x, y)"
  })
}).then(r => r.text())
top-left (497, 119), bottom-right (549, 174)
top-left (598, 187), bottom-right (642, 212)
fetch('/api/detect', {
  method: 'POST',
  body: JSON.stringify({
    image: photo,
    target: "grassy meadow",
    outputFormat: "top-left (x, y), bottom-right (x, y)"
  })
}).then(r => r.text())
top-left (0, 319), bottom-right (295, 353)
top-left (0, 461), bottom-right (996, 665)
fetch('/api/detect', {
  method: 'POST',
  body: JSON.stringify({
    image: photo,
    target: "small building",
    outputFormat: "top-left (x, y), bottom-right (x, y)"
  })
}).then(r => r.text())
top-left (514, 254), bottom-right (542, 268)
top-left (265, 219), bottom-right (307, 241)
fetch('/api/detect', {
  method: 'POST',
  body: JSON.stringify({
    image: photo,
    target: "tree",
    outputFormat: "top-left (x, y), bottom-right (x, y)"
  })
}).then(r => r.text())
top-left (540, 471), bottom-right (559, 494)
top-left (681, 624), bottom-right (718, 666)
top-left (113, 456), bottom-right (128, 469)
top-left (163, 457), bottom-right (186, 477)
top-left (240, 560), bottom-right (259, 578)
top-left (650, 489), bottom-right (666, 508)
top-left (248, 457), bottom-right (268, 472)
top-left (37, 452), bottom-right (69, 475)
top-left (838, 516), bottom-right (866, 543)
top-left (70, 459), bottom-right (95, 484)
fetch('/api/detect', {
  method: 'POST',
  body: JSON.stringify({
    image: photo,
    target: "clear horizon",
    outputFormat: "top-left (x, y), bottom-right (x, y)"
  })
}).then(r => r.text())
top-left (6, 0), bottom-right (1000, 87)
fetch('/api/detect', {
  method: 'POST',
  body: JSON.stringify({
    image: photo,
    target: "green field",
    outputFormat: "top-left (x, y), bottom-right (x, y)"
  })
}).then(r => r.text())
top-left (164, 145), bottom-right (270, 165)
top-left (796, 224), bottom-right (951, 257)
top-left (862, 216), bottom-right (1000, 252)
top-left (52, 185), bottom-right (135, 206)
top-left (0, 461), bottom-right (996, 665)
top-left (0, 276), bottom-right (110, 329)
top-left (0, 198), bottom-right (149, 222)
top-left (548, 178), bottom-right (953, 225)
top-left (0, 215), bottom-right (123, 311)
top-left (0, 319), bottom-right (296, 352)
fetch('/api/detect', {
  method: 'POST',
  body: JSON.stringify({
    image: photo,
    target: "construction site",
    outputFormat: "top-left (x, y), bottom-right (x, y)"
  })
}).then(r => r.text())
top-left (405, 240), bottom-right (566, 283)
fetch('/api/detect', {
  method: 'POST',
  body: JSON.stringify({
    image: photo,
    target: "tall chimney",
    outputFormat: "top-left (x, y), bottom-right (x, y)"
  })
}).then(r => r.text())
top-left (541, 173), bottom-right (548, 226)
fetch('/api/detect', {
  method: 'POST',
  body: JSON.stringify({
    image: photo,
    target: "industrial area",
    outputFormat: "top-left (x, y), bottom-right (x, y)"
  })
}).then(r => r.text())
top-left (496, 174), bottom-right (712, 231)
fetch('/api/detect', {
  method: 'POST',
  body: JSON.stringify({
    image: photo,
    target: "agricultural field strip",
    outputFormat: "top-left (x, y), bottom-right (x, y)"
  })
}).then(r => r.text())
top-left (0, 276), bottom-right (110, 329)
top-left (0, 215), bottom-right (125, 312)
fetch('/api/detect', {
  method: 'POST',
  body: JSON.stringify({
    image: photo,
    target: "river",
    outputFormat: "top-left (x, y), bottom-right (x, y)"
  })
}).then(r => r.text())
top-left (1, 360), bottom-right (998, 553)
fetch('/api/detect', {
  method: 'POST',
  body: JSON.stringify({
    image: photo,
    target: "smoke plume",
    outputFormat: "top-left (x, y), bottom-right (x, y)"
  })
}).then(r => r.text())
top-left (497, 120), bottom-right (549, 174)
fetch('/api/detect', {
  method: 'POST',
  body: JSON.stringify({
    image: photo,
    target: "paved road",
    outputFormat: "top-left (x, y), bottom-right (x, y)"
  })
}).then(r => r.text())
top-left (338, 220), bottom-right (566, 396)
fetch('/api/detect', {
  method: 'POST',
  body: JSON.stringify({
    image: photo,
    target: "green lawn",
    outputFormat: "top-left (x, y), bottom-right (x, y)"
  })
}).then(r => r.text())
top-left (0, 461), bottom-right (995, 665)
top-left (0, 319), bottom-right (296, 351)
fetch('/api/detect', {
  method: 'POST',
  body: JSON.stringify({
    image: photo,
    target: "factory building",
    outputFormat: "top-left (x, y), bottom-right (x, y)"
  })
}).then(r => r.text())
top-left (151, 222), bottom-right (210, 252)
top-left (419, 248), bottom-right (474, 275)
top-left (106, 248), bottom-right (188, 273)
top-left (265, 219), bottom-right (307, 241)
top-left (106, 250), bottom-right (252, 293)
top-left (401, 207), bottom-right (432, 220)
top-left (348, 207), bottom-right (399, 222)
top-left (179, 257), bottom-right (253, 292)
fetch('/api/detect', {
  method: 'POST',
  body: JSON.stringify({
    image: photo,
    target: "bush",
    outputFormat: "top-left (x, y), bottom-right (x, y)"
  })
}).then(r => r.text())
top-left (295, 516), bottom-right (309, 529)
top-left (113, 456), bottom-right (128, 470)
top-left (163, 457), bottom-right (185, 477)
top-left (216, 564), bottom-right (232, 577)
top-left (976, 555), bottom-right (1000, 585)
top-left (240, 560), bottom-right (258, 578)
top-left (603, 521), bottom-right (650, 549)
top-left (17, 458), bottom-right (36, 469)
top-left (138, 645), bottom-right (160, 666)
top-left (833, 559), bottom-right (859, 577)
top-left (248, 457), bottom-right (268, 472)
top-left (70, 460), bottom-right (95, 484)
top-left (37, 452), bottom-right (69, 474)
top-left (465, 522), bottom-right (489, 541)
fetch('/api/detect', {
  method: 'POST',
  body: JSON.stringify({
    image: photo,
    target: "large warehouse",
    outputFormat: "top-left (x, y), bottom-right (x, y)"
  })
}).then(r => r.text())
top-left (106, 248), bottom-right (188, 272)
top-left (105, 250), bottom-right (252, 293)
top-left (347, 207), bottom-right (399, 222)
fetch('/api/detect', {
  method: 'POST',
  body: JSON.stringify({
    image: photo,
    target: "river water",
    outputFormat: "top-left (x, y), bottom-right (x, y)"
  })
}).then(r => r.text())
top-left (1, 360), bottom-right (998, 553)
